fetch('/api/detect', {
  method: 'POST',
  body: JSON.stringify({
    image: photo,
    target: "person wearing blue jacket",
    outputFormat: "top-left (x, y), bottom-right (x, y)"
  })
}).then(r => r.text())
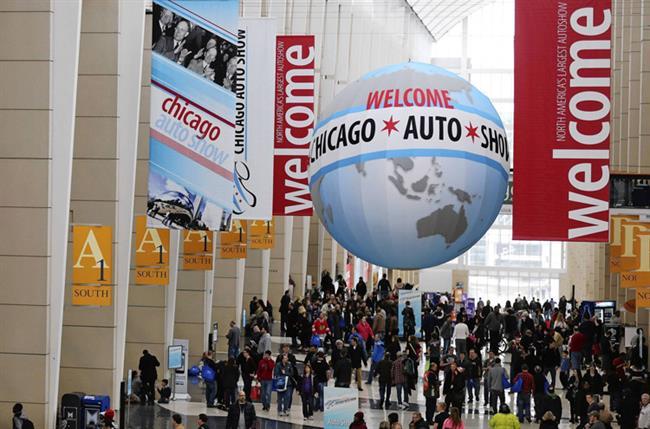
top-left (366, 334), bottom-right (385, 384)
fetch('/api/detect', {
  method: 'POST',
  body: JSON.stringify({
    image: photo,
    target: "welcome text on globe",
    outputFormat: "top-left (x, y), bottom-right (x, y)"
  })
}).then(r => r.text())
top-left (309, 95), bottom-right (509, 167)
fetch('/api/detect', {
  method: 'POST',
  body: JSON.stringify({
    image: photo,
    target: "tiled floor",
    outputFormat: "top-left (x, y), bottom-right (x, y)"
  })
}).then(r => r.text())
top-left (123, 336), bottom-right (619, 428)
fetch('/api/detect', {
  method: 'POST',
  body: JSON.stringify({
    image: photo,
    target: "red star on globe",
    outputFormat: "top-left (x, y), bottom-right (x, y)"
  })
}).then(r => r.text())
top-left (465, 122), bottom-right (479, 143)
top-left (382, 116), bottom-right (400, 136)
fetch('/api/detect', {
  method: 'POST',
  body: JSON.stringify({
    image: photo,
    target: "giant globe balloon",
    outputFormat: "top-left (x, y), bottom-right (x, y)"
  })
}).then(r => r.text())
top-left (308, 62), bottom-right (509, 269)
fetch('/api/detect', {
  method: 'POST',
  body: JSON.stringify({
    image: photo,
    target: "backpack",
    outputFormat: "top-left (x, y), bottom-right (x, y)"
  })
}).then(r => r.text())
top-left (404, 358), bottom-right (416, 377)
top-left (202, 364), bottom-right (216, 382)
top-left (21, 418), bottom-right (35, 429)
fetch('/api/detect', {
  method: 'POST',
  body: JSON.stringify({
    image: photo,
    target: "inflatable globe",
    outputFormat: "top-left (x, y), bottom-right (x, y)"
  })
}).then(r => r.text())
top-left (308, 62), bottom-right (509, 269)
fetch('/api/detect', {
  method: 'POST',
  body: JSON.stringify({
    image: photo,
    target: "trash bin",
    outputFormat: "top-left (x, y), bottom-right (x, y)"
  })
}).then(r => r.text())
top-left (61, 392), bottom-right (85, 429)
top-left (82, 395), bottom-right (110, 428)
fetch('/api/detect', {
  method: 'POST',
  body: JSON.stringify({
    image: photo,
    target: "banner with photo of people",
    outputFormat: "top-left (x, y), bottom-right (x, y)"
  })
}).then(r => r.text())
top-left (233, 18), bottom-right (276, 220)
top-left (398, 289), bottom-right (422, 339)
top-left (148, 0), bottom-right (239, 231)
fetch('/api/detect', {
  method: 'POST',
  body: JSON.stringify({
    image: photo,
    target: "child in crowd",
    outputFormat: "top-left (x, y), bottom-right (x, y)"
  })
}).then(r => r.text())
top-left (157, 379), bottom-right (171, 404)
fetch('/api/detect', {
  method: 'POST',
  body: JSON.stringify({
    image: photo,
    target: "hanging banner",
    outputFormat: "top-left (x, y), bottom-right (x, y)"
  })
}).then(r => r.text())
top-left (183, 230), bottom-right (214, 270)
top-left (72, 225), bottom-right (112, 285)
top-left (233, 18), bottom-right (276, 220)
top-left (513, 0), bottom-right (612, 241)
top-left (220, 219), bottom-right (248, 259)
top-left (273, 35), bottom-right (315, 216)
top-left (72, 225), bottom-right (112, 306)
top-left (147, 0), bottom-right (239, 231)
top-left (619, 220), bottom-right (650, 272)
top-left (249, 219), bottom-right (275, 249)
top-left (323, 387), bottom-right (359, 429)
top-left (610, 215), bottom-right (638, 272)
top-left (134, 215), bottom-right (169, 285)
top-left (636, 288), bottom-right (650, 308)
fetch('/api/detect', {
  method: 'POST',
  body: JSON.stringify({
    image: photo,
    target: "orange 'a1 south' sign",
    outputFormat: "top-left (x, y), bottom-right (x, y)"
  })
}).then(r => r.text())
top-left (220, 219), bottom-right (247, 259)
top-left (183, 230), bottom-right (214, 270)
top-left (72, 225), bottom-right (112, 285)
top-left (249, 219), bottom-right (274, 249)
top-left (134, 215), bottom-right (169, 285)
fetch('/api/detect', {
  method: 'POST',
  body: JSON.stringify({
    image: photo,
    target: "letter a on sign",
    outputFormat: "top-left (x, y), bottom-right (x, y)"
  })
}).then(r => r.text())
top-left (72, 225), bottom-right (112, 284)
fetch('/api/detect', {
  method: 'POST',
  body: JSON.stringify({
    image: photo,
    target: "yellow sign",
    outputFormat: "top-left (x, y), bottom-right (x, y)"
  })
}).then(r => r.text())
top-left (249, 219), bottom-right (274, 249)
top-left (610, 215), bottom-right (638, 272)
top-left (72, 225), bottom-right (112, 285)
top-left (619, 220), bottom-right (650, 272)
top-left (134, 216), bottom-right (169, 285)
top-left (637, 287), bottom-right (650, 308)
top-left (621, 231), bottom-right (650, 288)
top-left (182, 230), bottom-right (214, 270)
top-left (220, 219), bottom-right (247, 259)
top-left (135, 216), bottom-right (169, 266)
top-left (72, 285), bottom-right (112, 306)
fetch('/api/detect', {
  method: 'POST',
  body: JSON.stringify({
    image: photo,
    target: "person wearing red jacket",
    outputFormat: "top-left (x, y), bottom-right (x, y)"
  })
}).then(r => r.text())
top-left (569, 328), bottom-right (586, 371)
top-left (256, 351), bottom-right (275, 411)
top-left (356, 317), bottom-right (374, 342)
top-left (514, 364), bottom-right (535, 423)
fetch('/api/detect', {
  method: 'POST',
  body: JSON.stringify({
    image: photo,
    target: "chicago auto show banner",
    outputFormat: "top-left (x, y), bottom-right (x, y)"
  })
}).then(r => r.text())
top-left (233, 18), bottom-right (276, 220)
top-left (273, 35), bottom-right (315, 216)
top-left (148, 0), bottom-right (239, 230)
top-left (513, 0), bottom-right (611, 241)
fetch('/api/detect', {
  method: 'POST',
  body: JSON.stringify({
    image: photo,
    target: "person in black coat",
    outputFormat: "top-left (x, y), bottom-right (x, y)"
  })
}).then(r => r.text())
top-left (279, 291), bottom-right (291, 336)
top-left (356, 277), bottom-right (367, 298)
top-left (225, 391), bottom-right (257, 429)
top-left (442, 361), bottom-right (466, 410)
top-left (138, 350), bottom-right (160, 405)
top-left (222, 358), bottom-right (240, 408)
top-left (334, 350), bottom-right (353, 387)
top-left (540, 387), bottom-right (563, 425)
top-left (237, 349), bottom-right (257, 402)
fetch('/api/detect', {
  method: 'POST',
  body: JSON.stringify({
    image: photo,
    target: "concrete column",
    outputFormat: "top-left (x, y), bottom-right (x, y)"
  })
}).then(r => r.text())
top-left (164, 231), bottom-right (181, 361)
top-left (47, 1), bottom-right (82, 426)
top-left (640, 0), bottom-right (650, 173)
top-left (113, 0), bottom-right (146, 403)
top-left (261, 249), bottom-right (271, 303)
top-left (202, 236), bottom-right (217, 351)
top-left (234, 259), bottom-right (247, 327)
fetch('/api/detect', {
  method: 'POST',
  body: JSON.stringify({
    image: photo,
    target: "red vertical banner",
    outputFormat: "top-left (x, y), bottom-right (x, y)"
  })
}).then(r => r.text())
top-left (513, 0), bottom-right (611, 241)
top-left (273, 35), bottom-right (315, 216)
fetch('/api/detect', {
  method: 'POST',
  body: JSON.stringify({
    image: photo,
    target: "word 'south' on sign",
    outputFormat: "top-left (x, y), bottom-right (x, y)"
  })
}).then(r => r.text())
top-left (220, 220), bottom-right (247, 259)
top-left (273, 35), bottom-right (315, 216)
top-left (513, 0), bottom-right (611, 241)
top-left (249, 219), bottom-right (275, 249)
top-left (134, 215), bottom-right (169, 285)
top-left (183, 230), bottom-right (214, 270)
top-left (71, 225), bottom-right (112, 306)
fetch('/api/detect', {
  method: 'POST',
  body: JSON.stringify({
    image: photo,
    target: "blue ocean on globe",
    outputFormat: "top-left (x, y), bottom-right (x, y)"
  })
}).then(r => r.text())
top-left (309, 62), bottom-right (509, 269)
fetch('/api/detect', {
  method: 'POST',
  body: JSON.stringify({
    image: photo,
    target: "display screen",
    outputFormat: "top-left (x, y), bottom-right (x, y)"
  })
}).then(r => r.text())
top-left (168, 345), bottom-right (184, 370)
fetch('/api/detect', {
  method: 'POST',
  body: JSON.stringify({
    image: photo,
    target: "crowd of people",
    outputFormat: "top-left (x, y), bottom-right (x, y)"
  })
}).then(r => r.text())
top-left (129, 270), bottom-right (650, 429)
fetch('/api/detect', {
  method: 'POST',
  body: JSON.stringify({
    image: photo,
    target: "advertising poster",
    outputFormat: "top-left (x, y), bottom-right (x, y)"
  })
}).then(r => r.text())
top-left (619, 219), bottom-right (650, 288)
top-left (183, 230), bottom-right (214, 270)
top-left (398, 289), bottom-right (422, 339)
top-left (134, 215), bottom-right (169, 285)
top-left (147, 0), bottom-right (239, 231)
top-left (71, 225), bottom-right (112, 306)
top-left (513, 0), bottom-right (611, 241)
top-left (233, 18), bottom-right (276, 220)
top-left (466, 297), bottom-right (476, 317)
top-left (220, 219), bottom-right (247, 259)
top-left (324, 387), bottom-right (358, 429)
top-left (249, 219), bottom-right (274, 249)
top-left (273, 35), bottom-right (315, 216)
